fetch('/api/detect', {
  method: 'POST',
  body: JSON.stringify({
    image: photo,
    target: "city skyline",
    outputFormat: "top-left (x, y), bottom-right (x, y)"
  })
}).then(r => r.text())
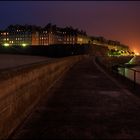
top-left (0, 1), bottom-right (140, 52)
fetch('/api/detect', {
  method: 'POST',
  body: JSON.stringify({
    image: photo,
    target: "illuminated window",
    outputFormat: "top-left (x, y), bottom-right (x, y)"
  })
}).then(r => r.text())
top-left (43, 31), bottom-right (47, 33)
top-left (78, 38), bottom-right (83, 42)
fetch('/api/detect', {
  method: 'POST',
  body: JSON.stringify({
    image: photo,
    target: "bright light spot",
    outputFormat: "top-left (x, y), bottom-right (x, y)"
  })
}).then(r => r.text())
top-left (22, 43), bottom-right (27, 47)
top-left (133, 49), bottom-right (140, 56)
top-left (78, 38), bottom-right (83, 42)
top-left (135, 52), bottom-right (140, 56)
top-left (3, 43), bottom-right (9, 47)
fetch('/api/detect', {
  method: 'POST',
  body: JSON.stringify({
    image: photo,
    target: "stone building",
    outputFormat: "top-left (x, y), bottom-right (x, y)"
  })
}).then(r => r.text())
top-left (0, 24), bottom-right (91, 46)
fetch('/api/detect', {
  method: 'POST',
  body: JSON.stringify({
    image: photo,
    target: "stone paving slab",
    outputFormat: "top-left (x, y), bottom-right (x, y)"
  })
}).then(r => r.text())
top-left (11, 57), bottom-right (140, 139)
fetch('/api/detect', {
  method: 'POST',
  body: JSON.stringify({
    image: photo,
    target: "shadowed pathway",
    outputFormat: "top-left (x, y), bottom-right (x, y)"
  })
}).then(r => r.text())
top-left (11, 57), bottom-right (140, 139)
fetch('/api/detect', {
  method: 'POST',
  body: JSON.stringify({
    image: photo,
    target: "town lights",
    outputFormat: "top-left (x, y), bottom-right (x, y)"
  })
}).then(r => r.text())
top-left (22, 43), bottom-right (27, 47)
top-left (3, 43), bottom-right (9, 47)
top-left (135, 52), bottom-right (140, 56)
top-left (133, 49), bottom-right (140, 56)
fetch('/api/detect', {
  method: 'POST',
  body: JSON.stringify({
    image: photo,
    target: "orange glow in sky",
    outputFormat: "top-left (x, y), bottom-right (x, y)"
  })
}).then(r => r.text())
top-left (0, 1), bottom-right (140, 52)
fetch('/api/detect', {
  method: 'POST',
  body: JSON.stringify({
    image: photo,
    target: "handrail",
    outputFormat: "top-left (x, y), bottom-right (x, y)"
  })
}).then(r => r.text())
top-left (119, 65), bottom-right (140, 72)
top-left (118, 65), bottom-right (140, 88)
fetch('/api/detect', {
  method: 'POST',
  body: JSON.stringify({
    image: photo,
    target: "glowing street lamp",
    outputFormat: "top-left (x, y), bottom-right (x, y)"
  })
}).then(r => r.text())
top-left (135, 52), bottom-right (140, 56)
top-left (3, 43), bottom-right (9, 47)
top-left (22, 43), bottom-right (27, 47)
top-left (133, 49), bottom-right (140, 56)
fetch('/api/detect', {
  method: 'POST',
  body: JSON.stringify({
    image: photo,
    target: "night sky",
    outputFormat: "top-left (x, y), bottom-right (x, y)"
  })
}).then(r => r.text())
top-left (0, 1), bottom-right (140, 52)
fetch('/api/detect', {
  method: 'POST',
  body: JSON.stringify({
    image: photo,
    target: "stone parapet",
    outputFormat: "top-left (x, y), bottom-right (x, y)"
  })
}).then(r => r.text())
top-left (0, 55), bottom-right (86, 139)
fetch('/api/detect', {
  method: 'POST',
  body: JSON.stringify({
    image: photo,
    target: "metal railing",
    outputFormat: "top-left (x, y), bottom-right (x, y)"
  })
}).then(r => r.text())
top-left (118, 65), bottom-right (140, 88)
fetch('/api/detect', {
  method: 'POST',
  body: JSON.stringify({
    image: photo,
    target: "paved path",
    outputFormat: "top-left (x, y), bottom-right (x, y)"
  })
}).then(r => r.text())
top-left (11, 57), bottom-right (140, 139)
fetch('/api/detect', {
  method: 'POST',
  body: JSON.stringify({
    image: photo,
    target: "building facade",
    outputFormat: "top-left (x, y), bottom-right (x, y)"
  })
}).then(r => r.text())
top-left (0, 25), bottom-right (41, 46)
top-left (90, 36), bottom-right (129, 52)
top-left (0, 24), bottom-right (90, 46)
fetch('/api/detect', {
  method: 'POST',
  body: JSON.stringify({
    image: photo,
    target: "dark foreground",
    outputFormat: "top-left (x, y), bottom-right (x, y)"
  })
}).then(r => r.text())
top-left (11, 57), bottom-right (140, 139)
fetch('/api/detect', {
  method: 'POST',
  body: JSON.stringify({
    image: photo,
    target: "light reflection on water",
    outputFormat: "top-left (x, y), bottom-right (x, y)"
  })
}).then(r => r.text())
top-left (118, 66), bottom-right (140, 84)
